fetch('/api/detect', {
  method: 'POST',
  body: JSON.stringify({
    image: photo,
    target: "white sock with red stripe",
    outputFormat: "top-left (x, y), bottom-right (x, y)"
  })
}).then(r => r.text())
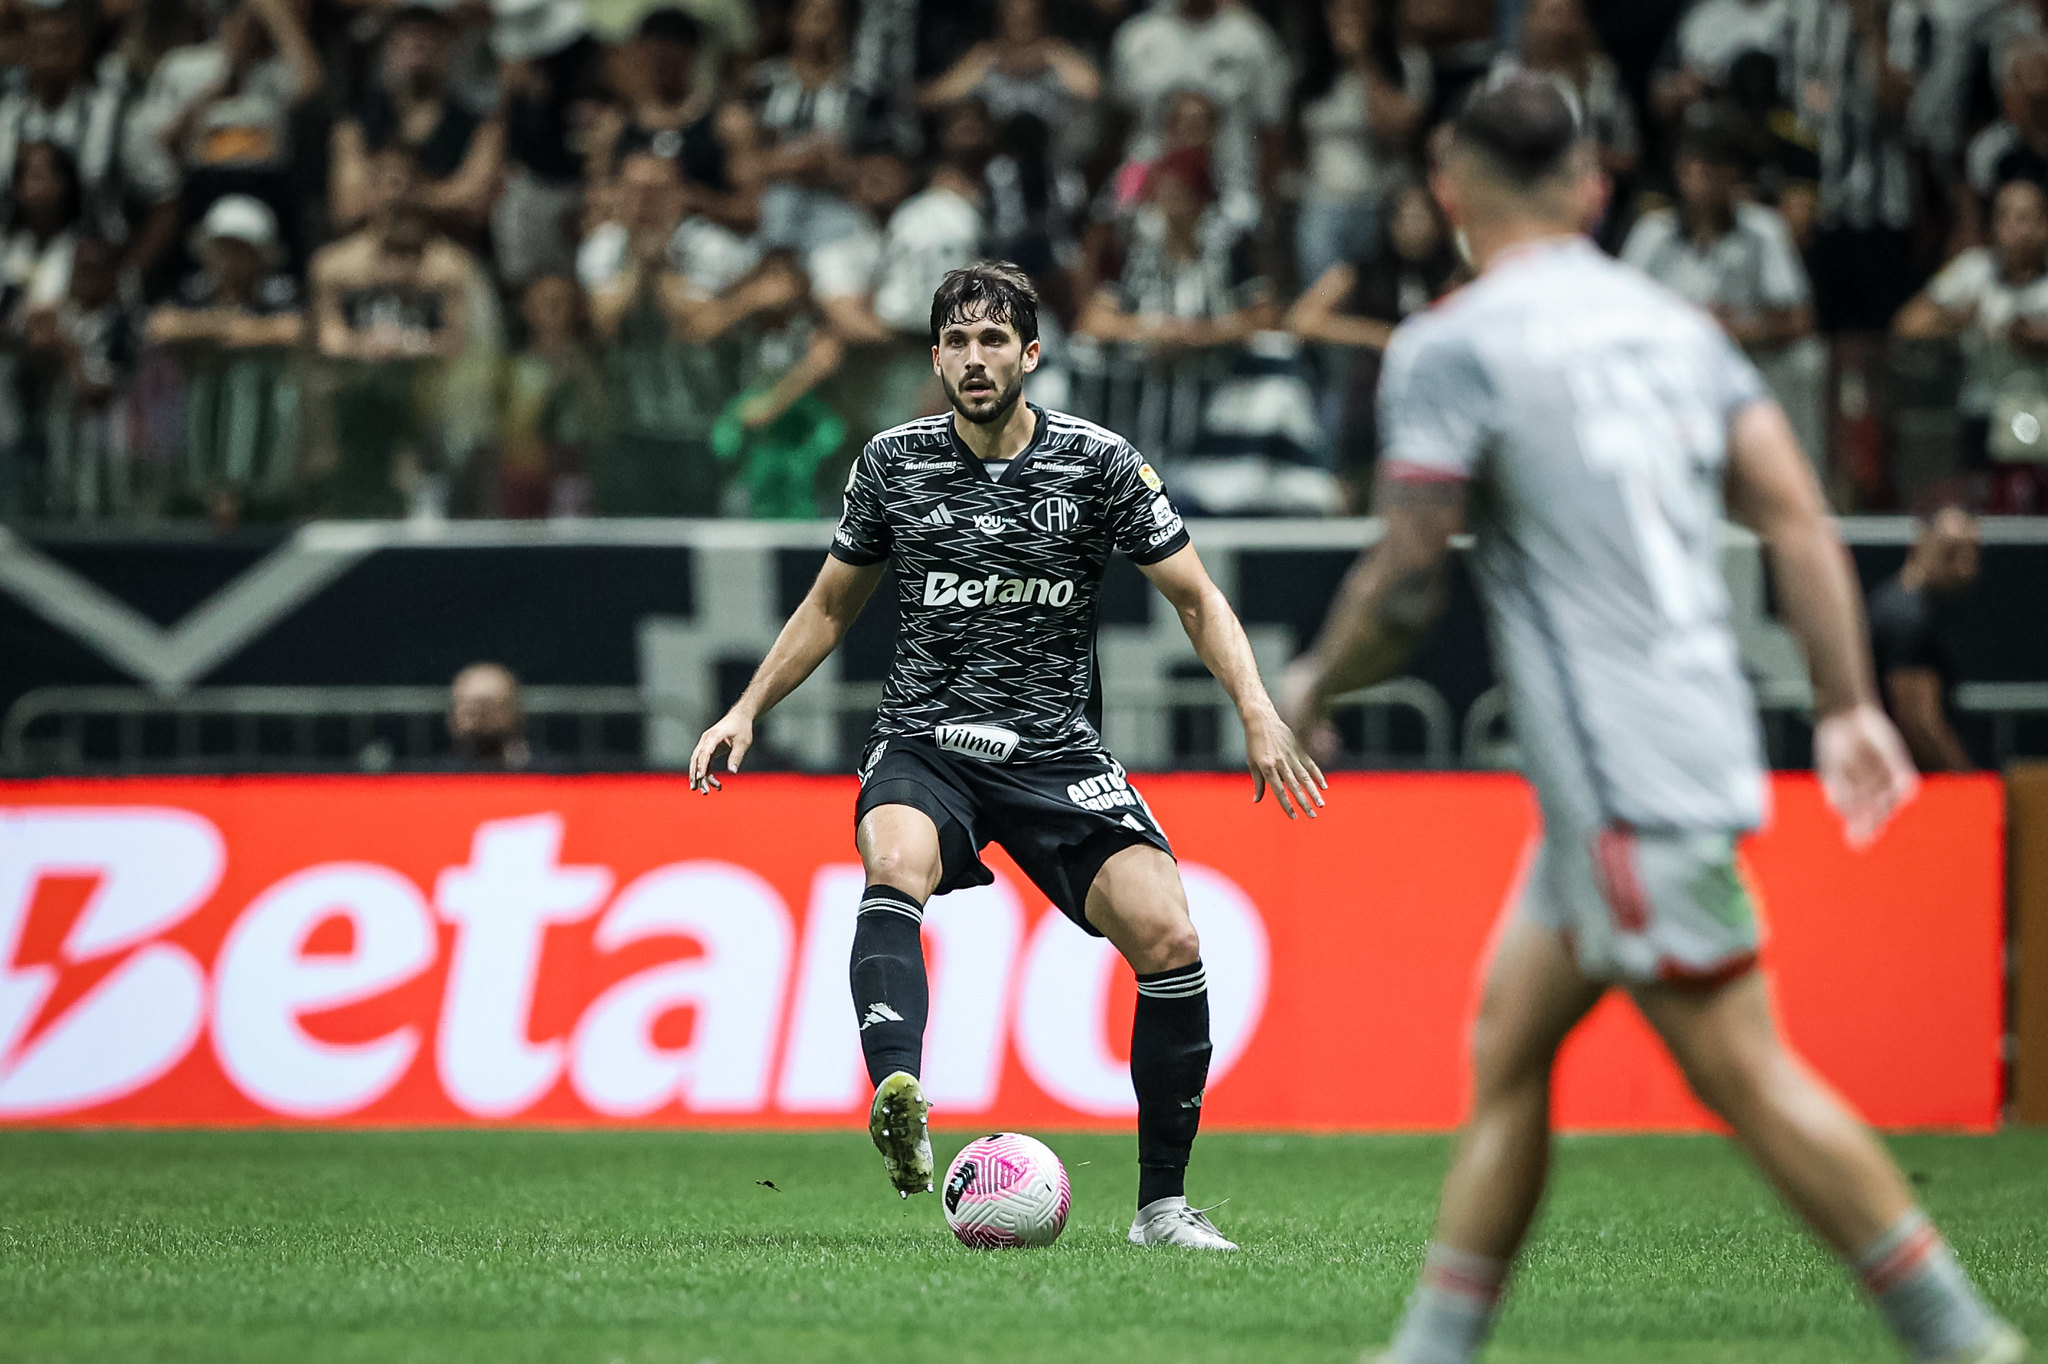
top-left (1855, 1209), bottom-right (1999, 1360)
top-left (1387, 1242), bottom-right (1509, 1364)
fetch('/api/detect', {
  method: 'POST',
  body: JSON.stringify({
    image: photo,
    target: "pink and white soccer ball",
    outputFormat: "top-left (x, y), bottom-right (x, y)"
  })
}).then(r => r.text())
top-left (942, 1133), bottom-right (1071, 1249)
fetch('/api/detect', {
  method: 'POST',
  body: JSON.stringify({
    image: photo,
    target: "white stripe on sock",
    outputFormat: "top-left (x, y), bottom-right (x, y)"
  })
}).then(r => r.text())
top-left (859, 899), bottom-right (924, 922)
top-left (1137, 971), bottom-right (1207, 998)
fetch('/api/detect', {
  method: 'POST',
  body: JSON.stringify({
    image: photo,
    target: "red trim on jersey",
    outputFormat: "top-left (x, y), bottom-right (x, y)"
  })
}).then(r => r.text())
top-left (1381, 460), bottom-right (1471, 484)
top-left (1593, 825), bottom-right (1650, 933)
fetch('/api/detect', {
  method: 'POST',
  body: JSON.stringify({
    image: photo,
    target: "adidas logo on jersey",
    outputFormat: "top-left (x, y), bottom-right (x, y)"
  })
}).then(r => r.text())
top-left (922, 571), bottom-right (1077, 608)
top-left (922, 504), bottom-right (956, 526)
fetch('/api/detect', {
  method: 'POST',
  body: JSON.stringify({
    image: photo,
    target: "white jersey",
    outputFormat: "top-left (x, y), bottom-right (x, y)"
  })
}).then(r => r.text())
top-left (1378, 237), bottom-right (1770, 832)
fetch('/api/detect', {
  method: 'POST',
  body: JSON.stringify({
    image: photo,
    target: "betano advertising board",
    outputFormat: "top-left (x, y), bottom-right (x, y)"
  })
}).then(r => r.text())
top-left (0, 774), bottom-right (2004, 1130)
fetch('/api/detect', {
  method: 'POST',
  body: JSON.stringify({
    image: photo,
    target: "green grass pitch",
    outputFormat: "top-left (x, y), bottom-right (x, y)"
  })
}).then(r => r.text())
top-left (1, 1129), bottom-right (2043, 1363)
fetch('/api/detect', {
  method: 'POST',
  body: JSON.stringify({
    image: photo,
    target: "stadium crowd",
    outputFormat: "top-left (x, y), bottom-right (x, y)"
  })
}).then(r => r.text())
top-left (0, 0), bottom-right (2045, 524)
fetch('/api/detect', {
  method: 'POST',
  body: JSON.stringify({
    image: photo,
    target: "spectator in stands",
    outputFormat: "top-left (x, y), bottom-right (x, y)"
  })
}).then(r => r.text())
top-left (1867, 507), bottom-right (1981, 770)
top-left (1896, 175), bottom-right (2048, 510)
top-left (709, 250), bottom-right (846, 518)
top-left (1724, 48), bottom-right (1822, 248)
top-left (128, 0), bottom-right (321, 273)
top-left (491, 0), bottom-right (607, 285)
top-left (497, 272), bottom-right (602, 517)
top-left (1105, 0), bottom-right (1291, 229)
top-left (1077, 146), bottom-right (1273, 363)
top-left (1292, 0), bottom-right (1430, 287)
top-left (824, 106), bottom-right (990, 433)
top-left (331, 5), bottom-right (505, 240)
top-left (1099, 85), bottom-right (1225, 228)
top-left (1963, 37), bottom-right (2048, 244)
top-left (580, 148), bottom-right (738, 514)
top-left (145, 194), bottom-right (303, 522)
top-left (1621, 105), bottom-right (1816, 352)
top-left (449, 661), bottom-right (531, 769)
top-left (850, 0), bottom-right (994, 114)
top-left (587, 9), bottom-right (759, 237)
top-left (1790, 0), bottom-right (1935, 332)
top-left (1075, 146), bottom-right (1276, 464)
top-left (20, 234), bottom-right (138, 518)
top-left (752, 0), bottom-right (867, 261)
top-left (308, 147), bottom-right (475, 515)
top-left (1625, 102), bottom-right (1826, 455)
top-left (1652, 0), bottom-right (1792, 124)
top-left (1404, 0), bottom-right (1495, 121)
top-left (148, 194), bottom-right (302, 348)
top-left (0, 0), bottom-right (176, 285)
top-left (920, 0), bottom-right (1100, 163)
top-left (0, 140), bottom-right (84, 515)
top-left (582, 149), bottom-right (692, 339)
top-left (1492, 0), bottom-right (1638, 184)
top-left (1287, 177), bottom-right (1458, 491)
top-left (0, 142), bottom-right (83, 330)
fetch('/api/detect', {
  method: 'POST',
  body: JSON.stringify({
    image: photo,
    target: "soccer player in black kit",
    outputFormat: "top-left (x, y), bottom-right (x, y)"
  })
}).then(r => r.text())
top-left (690, 262), bottom-right (1324, 1249)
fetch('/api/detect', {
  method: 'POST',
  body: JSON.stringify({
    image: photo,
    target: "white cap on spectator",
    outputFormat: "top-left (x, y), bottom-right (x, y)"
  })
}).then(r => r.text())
top-left (192, 195), bottom-right (282, 268)
top-left (493, 0), bottom-right (586, 60)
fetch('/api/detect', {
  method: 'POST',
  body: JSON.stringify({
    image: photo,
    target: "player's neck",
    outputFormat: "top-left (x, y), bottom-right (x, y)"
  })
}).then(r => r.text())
top-left (952, 398), bottom-right (1038, 464)
top-left (1465, 221), bottom-right (1581, 275)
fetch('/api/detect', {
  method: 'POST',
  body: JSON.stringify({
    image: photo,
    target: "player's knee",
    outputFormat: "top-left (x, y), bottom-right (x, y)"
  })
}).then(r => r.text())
top-left (1107, 909), bottom-right (1199, 974)
top-left (1152, 919), bottom-right (1200, 970)
top-left (862, 844), bottom-right (940, 899)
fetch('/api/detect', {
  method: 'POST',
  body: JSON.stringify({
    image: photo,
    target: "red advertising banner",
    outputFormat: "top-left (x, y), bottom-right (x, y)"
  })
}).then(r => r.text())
top-left (0, 773), bottom-right (2004, 1131)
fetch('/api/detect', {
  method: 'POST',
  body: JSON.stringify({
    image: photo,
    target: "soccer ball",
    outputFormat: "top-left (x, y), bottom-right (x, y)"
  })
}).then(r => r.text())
top-left (941, 1133), bottom-right (1071, 1249)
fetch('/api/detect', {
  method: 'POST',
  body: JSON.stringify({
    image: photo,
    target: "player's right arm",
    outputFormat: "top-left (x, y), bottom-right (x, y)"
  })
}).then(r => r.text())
top-left (1725, 398), bottom-right (1919, 845)
top-left (688, 556), bottom-right (886, 791)
top-left (691, 442), bottom-right (893, 792)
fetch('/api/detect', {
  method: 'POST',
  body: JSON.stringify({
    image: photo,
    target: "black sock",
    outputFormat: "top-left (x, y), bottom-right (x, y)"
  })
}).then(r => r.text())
top-left (849, 885), bottom-right (929, 1086)
top-left (1131, 960), bottom-right (1212, 1209)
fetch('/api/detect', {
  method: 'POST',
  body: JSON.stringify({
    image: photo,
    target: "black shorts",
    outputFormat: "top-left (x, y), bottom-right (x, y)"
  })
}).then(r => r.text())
top-left (853, 735), bottom-right (1175, 934)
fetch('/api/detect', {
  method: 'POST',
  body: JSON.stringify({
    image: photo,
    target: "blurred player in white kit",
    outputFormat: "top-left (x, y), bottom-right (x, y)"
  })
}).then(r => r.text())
top-left (1284, 74), bottom-right (2029, 1364)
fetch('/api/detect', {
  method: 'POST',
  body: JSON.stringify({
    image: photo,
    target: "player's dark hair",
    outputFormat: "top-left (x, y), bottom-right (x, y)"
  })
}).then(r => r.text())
top-left (929, 261), bottom-right (1039, 348)
top-left (1451, 72), bottom-right (1579, 189)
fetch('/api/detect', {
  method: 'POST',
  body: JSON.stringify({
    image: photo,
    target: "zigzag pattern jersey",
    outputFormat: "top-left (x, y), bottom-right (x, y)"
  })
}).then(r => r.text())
top-left (830, 404), bottom-right (1190, 763)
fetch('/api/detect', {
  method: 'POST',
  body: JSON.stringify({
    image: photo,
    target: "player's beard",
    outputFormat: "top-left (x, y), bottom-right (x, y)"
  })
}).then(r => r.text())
top-left (942, 366), bottom-right (1025, 426)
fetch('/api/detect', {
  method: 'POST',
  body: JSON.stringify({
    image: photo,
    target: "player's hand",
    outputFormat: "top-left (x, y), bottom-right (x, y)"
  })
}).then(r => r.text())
top-left (1244, 706), bottom-right (1327, 820)
top-left (1813, 702), bottom-right (1919, 848)
top-left (689, 710), bottom-right (755, 793)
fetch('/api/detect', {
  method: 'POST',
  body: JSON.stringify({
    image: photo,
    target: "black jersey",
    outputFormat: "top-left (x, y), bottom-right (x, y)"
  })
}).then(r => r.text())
top-left (829, 404), bottom-right (1191, 763)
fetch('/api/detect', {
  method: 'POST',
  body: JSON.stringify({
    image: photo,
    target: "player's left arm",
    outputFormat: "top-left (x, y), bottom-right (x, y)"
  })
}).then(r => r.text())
top-left (1140, 545), bottom-right (1327, 819)
top-left (1279, 470), bottom-right (1466, 733)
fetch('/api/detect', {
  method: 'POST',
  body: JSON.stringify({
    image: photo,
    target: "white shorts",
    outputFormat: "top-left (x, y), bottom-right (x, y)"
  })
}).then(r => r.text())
top-left (1517, 823), bottom-right (1762, 987)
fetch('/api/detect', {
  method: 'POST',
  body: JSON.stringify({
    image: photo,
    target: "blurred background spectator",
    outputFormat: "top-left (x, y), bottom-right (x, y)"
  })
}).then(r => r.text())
top-left (448, 660), bottom-right (531, 768)
top-left (1896, 174), bottom-right (2048, 510)
top-left (1867, 507), bottom-right (1981, 771)
top-left (1292, 0), bottom-right (1430, 288)
top-left (0, 0), bottom-right (2047, 527)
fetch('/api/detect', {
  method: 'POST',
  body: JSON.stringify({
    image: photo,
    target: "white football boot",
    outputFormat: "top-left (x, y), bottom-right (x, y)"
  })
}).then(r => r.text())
top-left (1127, 1196), bottom-right (1238, 1250)
top-left (868, 1071), bottom-right (933, 1197)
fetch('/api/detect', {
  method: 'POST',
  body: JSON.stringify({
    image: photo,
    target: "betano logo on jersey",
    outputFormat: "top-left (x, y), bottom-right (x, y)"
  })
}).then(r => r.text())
top-left (922, 571), bottom-right (1077, 608)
